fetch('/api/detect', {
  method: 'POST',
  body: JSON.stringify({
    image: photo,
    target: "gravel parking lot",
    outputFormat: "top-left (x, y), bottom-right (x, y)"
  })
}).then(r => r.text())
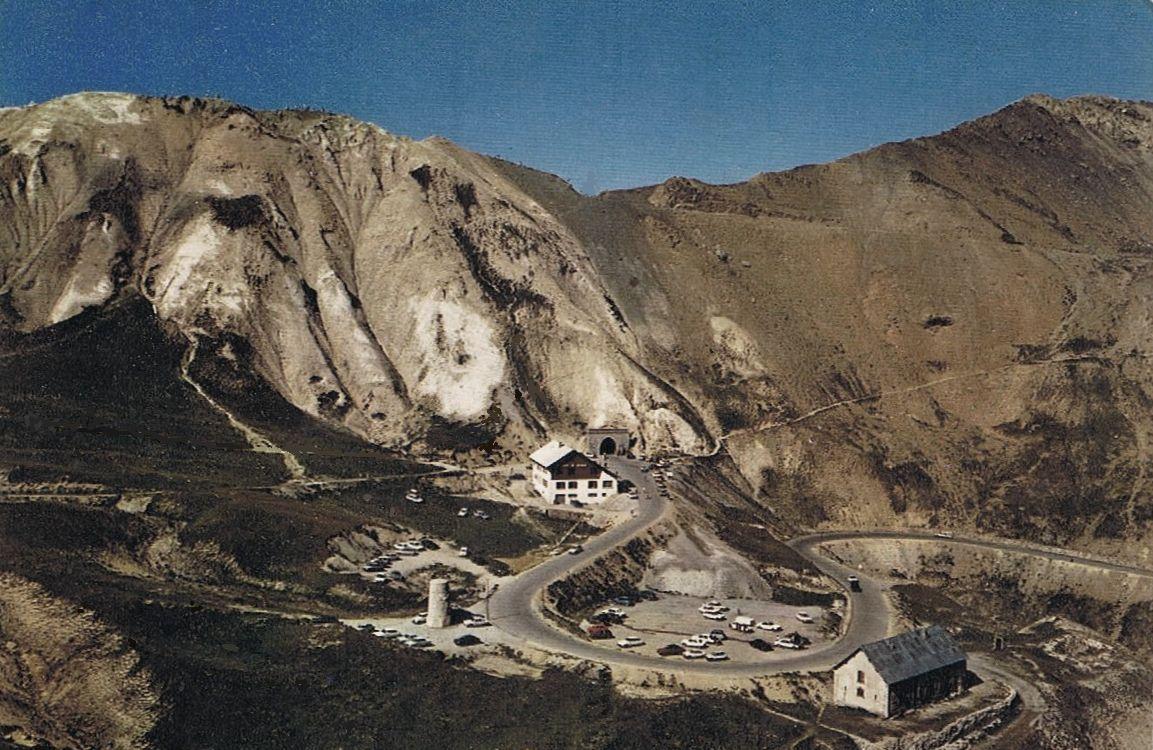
top-left (583, 594), bottom-right (836, 664)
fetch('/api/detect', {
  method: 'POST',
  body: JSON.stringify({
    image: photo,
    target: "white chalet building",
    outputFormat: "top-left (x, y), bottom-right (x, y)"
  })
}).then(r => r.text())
top-left (530, 441), bottom-right (618, 505)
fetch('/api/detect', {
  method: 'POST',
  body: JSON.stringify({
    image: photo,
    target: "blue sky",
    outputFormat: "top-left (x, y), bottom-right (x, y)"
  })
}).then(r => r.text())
top-left (2, 1), bottom-right (1151, 192)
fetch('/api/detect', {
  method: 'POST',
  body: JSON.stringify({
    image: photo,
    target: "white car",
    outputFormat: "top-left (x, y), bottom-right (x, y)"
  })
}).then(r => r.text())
top-left (617, 637), bottom-right (644, 648)
top-left (934, 531), bottom-right (954, 539)
top-left (373, 628), bottom-right (400, 639)
top-left (681, 636), bottom-right (709, 649)
top-left (408, 495), bottom-right (424, 504)
top-left (757, 621), bottom-right (782, 632)
top-left (681, 649), bottom-right (706, 660)
top-left (457, 507), bottom-right (469, 517)
top-left (774, 637), bottom-right (803, 649)
top-left (465, 616), bottom-right (490, 628)
top-left (703, 612), bottom-right (727, 621)
top-left (412, 613), bottom-right (427, 625)
top-left (706, 651), bottom-right (729, 662)
top-left (458, 546), bottom-right (469, 558)
top-left (795, 612), bottom-right (814, 624)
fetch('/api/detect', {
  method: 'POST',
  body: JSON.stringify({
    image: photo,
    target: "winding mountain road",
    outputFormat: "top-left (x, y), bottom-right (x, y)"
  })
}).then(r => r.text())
top-left (484, 456), bottom-right (1153, 677)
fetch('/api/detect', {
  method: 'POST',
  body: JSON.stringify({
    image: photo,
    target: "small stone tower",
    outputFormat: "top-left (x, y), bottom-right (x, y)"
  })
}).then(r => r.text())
top-left (427, 578), bottom-right (450, 628)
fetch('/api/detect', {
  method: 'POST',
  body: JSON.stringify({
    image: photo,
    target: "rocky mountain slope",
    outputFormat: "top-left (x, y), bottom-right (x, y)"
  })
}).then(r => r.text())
top-left (2, 92), bottom-right (1153, 554)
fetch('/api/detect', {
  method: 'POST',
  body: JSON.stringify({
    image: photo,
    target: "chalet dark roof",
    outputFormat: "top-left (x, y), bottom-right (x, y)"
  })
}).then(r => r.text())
top-left (855, 626), bottom-right (966, 685)
top-left (529, 441), bottom-right (613, 476)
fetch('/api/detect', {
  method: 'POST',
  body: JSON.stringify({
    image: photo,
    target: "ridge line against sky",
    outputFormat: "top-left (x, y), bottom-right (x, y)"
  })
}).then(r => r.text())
top-left (2, 0), bottom-right (1152, 193)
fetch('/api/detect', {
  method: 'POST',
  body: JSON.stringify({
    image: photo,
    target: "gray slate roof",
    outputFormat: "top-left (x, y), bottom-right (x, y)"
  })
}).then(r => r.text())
top-left (857, 626), bottom-right (966, 685)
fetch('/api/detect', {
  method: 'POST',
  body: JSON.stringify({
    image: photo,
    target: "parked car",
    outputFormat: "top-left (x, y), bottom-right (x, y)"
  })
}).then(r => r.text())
top-left (703, 611), bottom-right (727, 621)
top-left (412, 613), bottom-right (427, 625)
top-left (681, 636), bottom-right (709, 649)
top-left (681, 649), bottom-right (706, 660)
top-left (774, 633), bottom-right (810, 650)
top-left (847, 575), bottom-right (861, 592)
top-left (637, 590), bottom-right (658, 602)
top-left (374, 628), bottom-right (400, 639)
top-left (612, 595), bottom-right (635, 607)
top-left (587, 624), bottom-right (614, 640)
top-left (617, 637), bottom-right (644, 648)
top-left (934, 531), bottom-right (954, 539)
top-left (706, 651), bottom-right (729, 662)
top-left (458, 546), bottom-right (469, 558)
top-left (795, 612), bottom-right (814, 624)
top-left (657, 644), bottom-right (685, 657)
top-left (749, 638), bottom-right (774, 652)
top-left (708, 629), bottom-right (727, 643)
top-left (454, 634), bottom-right (482, 647)
top-left (465, 615), bottom-right (490, 628)
top-left (567, 545), bottom-right (583, 555)
top-left (757, 621), bottom-right (782, 632)
top-left (458, 507), bottom-right (469, 517)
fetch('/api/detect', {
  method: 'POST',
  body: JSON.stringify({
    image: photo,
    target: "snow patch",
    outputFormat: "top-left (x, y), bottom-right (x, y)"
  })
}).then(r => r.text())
top-left (314, 270), bottom-right (399, 394)
top-left (409, 295), bottom-right (505, 420)
top-left (153, 216), bottom-right (224, 319)
top-left (588, 366), bottom-right (636, 427)
top-left (709, 316), bottom-right (766, 377)
top-left (49, 274), bottom-right (114, 325)
top-left (56, 92), bottom-right (145, 124)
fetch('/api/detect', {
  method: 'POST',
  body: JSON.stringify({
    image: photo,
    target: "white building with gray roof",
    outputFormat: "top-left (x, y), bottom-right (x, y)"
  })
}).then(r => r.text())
top-left (832, 625), bottom-right (967, 717)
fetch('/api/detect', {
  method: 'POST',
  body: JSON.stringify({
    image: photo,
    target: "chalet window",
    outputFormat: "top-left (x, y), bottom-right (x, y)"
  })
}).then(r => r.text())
top-left (589, 480), bottom-right (598, 488)
top-left (856, 687), bottom-right (865, 698)
top-left (857, 670), bottom-right (865, 684)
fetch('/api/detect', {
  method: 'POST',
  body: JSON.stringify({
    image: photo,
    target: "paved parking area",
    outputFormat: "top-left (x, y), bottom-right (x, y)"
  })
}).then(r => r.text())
top-left (583, 594), bottom-right (835, 664)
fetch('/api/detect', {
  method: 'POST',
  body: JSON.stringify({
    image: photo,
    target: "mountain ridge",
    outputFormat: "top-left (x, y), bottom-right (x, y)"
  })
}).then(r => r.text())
top-left (3, 90), bottom-right (1153, 554)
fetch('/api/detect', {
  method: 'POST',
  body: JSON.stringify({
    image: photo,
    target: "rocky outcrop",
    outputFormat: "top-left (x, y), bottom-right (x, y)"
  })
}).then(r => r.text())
top-left (0, 93), bottom-right (708, 456)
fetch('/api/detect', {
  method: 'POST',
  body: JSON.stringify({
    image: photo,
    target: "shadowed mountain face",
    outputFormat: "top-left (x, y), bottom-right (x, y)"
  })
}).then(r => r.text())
top-left (2, 92), bottom-right (1153, 551)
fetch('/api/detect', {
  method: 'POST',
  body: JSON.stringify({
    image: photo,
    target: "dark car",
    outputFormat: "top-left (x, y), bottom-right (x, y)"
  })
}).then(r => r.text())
top-left (454, 634), bottom-right (482, 647)
top-left (657, 644), bottom-right (685, 657)
top-left (749, 638), bottom-right (774, 652)
top-left (591, 612), bottom-right (624, 625)
top-left (709, 629), bottom-right (727, 642)
top-left (637, 590), bottom-right (658, 602)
